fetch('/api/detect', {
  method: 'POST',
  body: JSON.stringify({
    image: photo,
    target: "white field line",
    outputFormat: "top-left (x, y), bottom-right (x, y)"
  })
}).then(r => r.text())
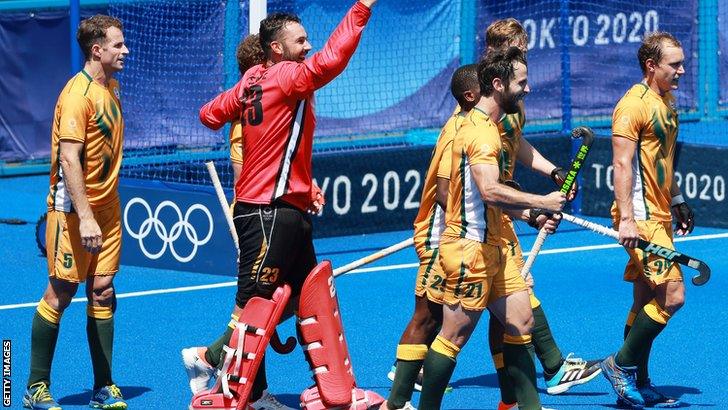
top-left (2, 232), bottom-right (727, 311)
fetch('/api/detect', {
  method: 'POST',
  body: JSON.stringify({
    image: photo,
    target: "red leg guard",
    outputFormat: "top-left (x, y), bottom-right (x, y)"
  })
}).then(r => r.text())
top-left (298, 261), bottom-right (385, 410)
top-left (189, 285), bottom-right (291, 410)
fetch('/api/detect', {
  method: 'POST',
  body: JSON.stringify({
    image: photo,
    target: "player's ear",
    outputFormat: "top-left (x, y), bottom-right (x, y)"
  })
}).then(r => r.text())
top-left (645, 58), bottom-right (657, 73)
top-left (492, 77), bottom-right (504, 93)
top-left (270, 40), bottom-right (284, 56)
top-left (91, 42), bottom-right (103, 60)
top-left (463, 90), bottom-right (476, 103)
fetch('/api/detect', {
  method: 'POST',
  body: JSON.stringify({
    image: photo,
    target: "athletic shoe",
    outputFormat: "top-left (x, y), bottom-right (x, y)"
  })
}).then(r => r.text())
top-left (387, 362), bottom-right (452, 393)
top-left (249, 390), bottom-right (296, 410)
top-left (497, 401), bottom-right (517, 410)
top-left (616, 380), bottom-right (682, 408)
top-left (600, 354), bottom-right (644, 408)
top-left (88, 384), bottom-right (127, 409)
top-left (182, 347), bottom-right (216, 394)
top-left (22, 382), bottom-right (62, 410)
top-left (544, 353), bottom-right (603, 394)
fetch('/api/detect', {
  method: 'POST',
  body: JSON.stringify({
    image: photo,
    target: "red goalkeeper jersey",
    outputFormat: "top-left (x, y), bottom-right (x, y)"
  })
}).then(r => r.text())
top-left (200, 2), bottom-right (372, 211)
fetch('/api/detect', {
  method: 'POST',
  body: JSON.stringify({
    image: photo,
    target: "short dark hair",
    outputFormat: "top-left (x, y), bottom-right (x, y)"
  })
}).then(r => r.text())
top-left (236, 34), bottom-right (265, 76)
top-left (637, 31), bottom-right (682, 75)
top-left (477, 46), bottom-right (527, 97)
top-left (259, 13), bottom-right (301, 58)
top-left (76, 14), bottom-right (123, 61)
top-left (450, 64), bottom-right (479, 108)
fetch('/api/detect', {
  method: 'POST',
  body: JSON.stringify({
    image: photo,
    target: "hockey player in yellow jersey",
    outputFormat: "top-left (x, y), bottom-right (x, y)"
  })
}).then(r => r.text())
top-left (417, 47), bottom-right (565, 410)
top-left (25, 15), bottom-right (129, 410)
top-left (600, 31), bottom-right (690, 409)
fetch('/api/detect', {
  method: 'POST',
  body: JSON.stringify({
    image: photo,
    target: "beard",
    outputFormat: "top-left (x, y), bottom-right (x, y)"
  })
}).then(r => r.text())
top-left (281, 44), bottom-right (305, 62)
top-left (502, 90), bottom-right (521, 114)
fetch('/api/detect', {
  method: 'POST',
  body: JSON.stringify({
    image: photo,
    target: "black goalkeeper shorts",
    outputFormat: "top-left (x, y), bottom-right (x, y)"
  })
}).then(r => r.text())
top-left (232, 201), bottom-right (317, 307)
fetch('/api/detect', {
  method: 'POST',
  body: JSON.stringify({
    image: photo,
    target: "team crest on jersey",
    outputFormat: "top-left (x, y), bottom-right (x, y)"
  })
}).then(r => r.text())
top-left (262, 206), bottom-right (273, 221)
top-left (68, 118), bottom-right (77, 130)
top-left (480, 143), bottom-right (493, 155)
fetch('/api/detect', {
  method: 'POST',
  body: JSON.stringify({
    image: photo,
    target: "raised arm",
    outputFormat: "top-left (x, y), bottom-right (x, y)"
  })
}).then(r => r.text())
top-left (470, 163), bottom-right (565, 212)
top-left (279, 1), bottom-right (374, 97)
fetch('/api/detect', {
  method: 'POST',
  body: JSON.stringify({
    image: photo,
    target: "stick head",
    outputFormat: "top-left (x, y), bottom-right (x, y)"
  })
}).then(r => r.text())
top-left (691, 260), bottom-right (711, 286)
top-left (571, 126), bottom-right (595, 146)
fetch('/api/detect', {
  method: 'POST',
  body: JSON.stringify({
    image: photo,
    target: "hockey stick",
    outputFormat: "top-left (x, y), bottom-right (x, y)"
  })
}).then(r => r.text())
top-left (205, 161), bottom-right (296, 353)
top-left (521, 126), bottom-right (595, 276)
top-left (333, 237), bottom-right (414, 277)
top-left (561, 212), bottom-right (710, 286)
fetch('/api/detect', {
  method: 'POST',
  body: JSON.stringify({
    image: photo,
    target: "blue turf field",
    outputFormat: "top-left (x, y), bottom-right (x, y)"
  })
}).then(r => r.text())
top-left (1, 175), bottom-right (726, 409)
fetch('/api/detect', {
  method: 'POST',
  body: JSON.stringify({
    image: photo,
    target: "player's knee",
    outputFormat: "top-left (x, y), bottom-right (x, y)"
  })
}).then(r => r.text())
top-left (90, 284), bottom-right (115, 307)
top-left (664, 292), bottom-right (684, 315)
top-left (505, 313), bottom-right (533, 336)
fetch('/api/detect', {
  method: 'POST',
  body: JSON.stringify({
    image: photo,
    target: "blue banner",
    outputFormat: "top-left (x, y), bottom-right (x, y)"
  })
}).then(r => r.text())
top-left (120, 179), bottom-right (237, 274)
top-left (476, 0), bottom-right (698, 120)
top-left (581, 136), bottom-right (728, 226)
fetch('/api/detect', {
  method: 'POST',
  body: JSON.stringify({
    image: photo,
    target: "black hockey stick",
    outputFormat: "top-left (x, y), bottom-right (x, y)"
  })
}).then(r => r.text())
top-left (521, 126), bottom-right (595, 276)
top-left (561, 212), bottom-right (710, 286)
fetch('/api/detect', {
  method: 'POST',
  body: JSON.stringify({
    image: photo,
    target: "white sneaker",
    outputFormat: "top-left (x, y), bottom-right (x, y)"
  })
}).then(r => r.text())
top-left (182, 347), bottom-right (216, 394)
top-left (379, 400), bottom-right (417, 410)
top-left (249, 390), bottom-right (296, 410)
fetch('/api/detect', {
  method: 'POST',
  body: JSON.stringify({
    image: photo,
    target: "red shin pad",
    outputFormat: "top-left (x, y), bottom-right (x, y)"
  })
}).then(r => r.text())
top-left (297, 261), bottom-right (384, 409)
top-left (189, 284), bottom-right (291, 410)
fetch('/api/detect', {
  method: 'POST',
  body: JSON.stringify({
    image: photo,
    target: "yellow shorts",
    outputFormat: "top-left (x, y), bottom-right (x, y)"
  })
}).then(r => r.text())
top-left (617, 219), bottom-right (683, 287)
top-left (489, 239), bottom-right (530, 305)
top-left (414, 245), bottom-right (445, 304)
top-left (46, 203), bottom-right (121, 283)
top-left (439, 237), bottom-right (500, 311)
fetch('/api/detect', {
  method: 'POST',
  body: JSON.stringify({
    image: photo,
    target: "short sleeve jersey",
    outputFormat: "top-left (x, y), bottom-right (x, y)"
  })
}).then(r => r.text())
top-left (443, 108), bottom-right (503, 245)
top-left (413, 113), bottom-right (465, 250)
top-left (229, 120), bottom-right (243, 165)
top-left (47, 70), bottom-right (124, 212)
top-left (611, 83), bottom-right (678, 221)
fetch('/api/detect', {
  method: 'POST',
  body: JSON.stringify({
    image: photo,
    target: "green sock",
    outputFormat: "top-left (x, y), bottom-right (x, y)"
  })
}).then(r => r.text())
top-left (503, 342), bottom-right (541, 410)
top-left (623, 323), bottom-right (632, 340)
top-left (419, 349), bottom-right (456, 410)
top-left (205, 327), bottom-right (234, 368)
top-left (28, 312), bottom-right (60, 387)
top-left (87, 316), bottom-right (115, 389)
top-left (250, 355), bottom-right (268, 401)
top-left (623, 320), bottom-right (651, 385)
top-left (531, 305), bottom-right (563, 374)
top-left (616, 309), bottom-right (665, 368)
top-left (388, 359), bottom-right (423, 409)
top-left (488, 316), bottom-right (516, 405)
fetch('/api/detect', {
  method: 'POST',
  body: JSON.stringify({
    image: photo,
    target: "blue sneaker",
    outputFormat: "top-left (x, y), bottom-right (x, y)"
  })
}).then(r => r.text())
top-left (23, 382), bottom-right (62, 410)
top-left (617, 379), bottom-right (682, 408)
top-left (544, 353), bottom-right (602, 394)
top-left (88, 384), bottom-right (127, 409)
top-left (600, 354), bottom-right (644, 408)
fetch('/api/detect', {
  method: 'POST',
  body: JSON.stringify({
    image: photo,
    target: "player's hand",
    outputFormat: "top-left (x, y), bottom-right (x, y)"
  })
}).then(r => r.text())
top-left (307, 183), bottom-right (326, 215)
top-left (79, 216), bottom-right (103, 254)
top-left (672, 201), bottom-right (694, 236)
top-left (618, 217), bottom-right (640, 248)
top-left (550, 166), bottom-right (578, 201)
top-left (540, 191), bottom-right (566, 212)
top-left (358, 0), bottom-right (377, 8)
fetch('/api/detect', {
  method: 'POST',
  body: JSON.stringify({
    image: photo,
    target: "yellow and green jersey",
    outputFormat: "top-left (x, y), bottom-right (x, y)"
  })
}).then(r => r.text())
top-left (229, 120), bottom-right (243, 165)
top-left (413, 112), bottom-right (465, 251)
top-left (47, 70), bottom-right (124, 212)
top-left (443, 108), bottom-right (503, 245)
top-left (497, 107), bottom-right (525, 246)
top-left (611, 83), bottom-right (678, 222)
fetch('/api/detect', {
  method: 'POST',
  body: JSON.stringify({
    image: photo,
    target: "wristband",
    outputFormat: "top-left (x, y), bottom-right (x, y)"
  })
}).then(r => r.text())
top-left (671, 194), bottom-right (685, 206)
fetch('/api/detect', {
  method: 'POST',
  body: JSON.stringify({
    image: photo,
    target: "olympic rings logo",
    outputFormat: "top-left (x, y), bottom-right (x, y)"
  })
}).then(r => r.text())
top-left (123, 197), bottom-right (214, 263)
